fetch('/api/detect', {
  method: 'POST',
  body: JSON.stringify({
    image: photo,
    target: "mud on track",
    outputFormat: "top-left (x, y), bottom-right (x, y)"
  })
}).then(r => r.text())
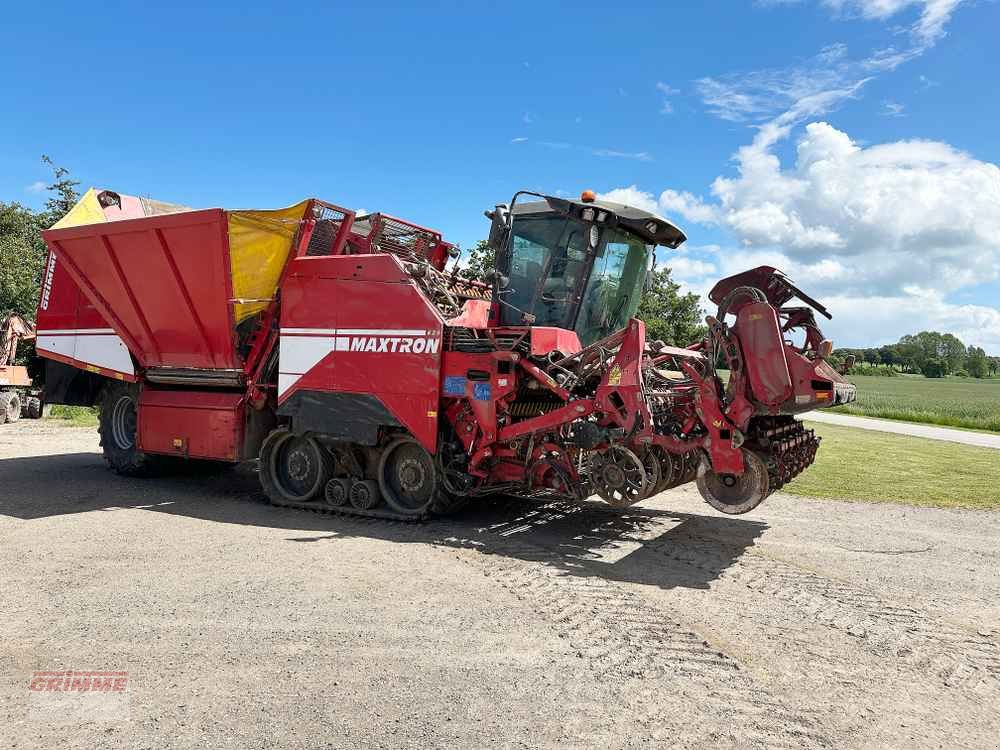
top-left (1, 420), bottom-right (999, 748)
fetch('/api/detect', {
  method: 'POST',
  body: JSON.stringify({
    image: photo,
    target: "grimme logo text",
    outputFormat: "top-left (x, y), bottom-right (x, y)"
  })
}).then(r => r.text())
top-left (29, 670), bottom-right (129, 692)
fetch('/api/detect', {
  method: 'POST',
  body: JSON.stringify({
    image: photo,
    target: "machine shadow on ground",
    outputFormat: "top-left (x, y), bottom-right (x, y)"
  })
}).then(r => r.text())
top-left (0, 452), bottom-right (766, 592)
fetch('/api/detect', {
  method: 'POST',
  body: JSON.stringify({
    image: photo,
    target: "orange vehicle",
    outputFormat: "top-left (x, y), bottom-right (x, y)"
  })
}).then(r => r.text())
top-left (0, 313), bottom-right (42, 423)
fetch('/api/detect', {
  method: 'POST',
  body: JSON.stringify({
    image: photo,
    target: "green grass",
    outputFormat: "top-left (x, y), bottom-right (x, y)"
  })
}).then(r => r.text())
top-left (785, 422), bottom-right (1000, 509)
top-left (832, 374), bottom-right (1000, 432)
top-left (47, 405), bottom-right (99, 427)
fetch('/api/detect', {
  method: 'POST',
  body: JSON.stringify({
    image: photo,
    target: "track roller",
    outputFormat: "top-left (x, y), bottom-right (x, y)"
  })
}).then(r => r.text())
top-left (349, 479), bottom-right (380, 510)
top-left (324, 478), bottom-right (351, 507)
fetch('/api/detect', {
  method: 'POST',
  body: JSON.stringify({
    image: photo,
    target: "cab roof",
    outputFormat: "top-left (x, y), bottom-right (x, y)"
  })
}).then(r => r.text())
top-left (512, 194), bottom-right (687, 249)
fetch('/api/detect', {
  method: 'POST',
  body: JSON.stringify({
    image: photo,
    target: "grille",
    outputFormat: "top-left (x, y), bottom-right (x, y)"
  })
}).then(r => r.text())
top-left (370, 215), bottom-right (440, 263)
top-left (305, 204), bottom-right (350, 256)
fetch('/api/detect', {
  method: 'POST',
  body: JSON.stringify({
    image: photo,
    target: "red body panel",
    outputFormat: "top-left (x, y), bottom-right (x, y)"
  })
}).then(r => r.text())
top-left (530, 327), bottom-right (582, 357)
top-left (138, 389), bottom-right (245, 460)
top-left (279, 254), bottom-right (444, 452)
top-left (737, 303), bottom-right (793, 407)
top-left (41, 210), bottom-right (238, 371)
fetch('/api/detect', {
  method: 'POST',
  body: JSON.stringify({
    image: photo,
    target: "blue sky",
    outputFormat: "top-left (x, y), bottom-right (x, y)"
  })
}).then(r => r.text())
top-left (3, 1), bottom-right (998, 351)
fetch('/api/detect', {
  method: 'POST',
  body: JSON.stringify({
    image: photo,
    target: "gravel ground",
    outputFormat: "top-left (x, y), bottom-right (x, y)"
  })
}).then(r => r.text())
top-left (1, 419), bottom-right (999, 749)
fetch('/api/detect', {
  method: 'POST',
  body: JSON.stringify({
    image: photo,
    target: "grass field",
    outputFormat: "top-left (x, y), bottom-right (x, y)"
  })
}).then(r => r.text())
top-left (832, 374), bottom-right (1000, 432)
top-left (786, 422), bottom-right (1000, 509)
top-left (47, 405), bottom-right (98, 427)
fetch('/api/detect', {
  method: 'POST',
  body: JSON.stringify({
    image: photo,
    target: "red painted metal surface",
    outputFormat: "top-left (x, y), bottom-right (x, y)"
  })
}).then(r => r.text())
top-left (530, 327), bottom-right (581, 357)
top-left (138, 389), bottom-right (245, 460)
top-left (41, 210), bottom-right (239, 371)
top-left (279, 254), bottom-right (444, 452)
top-left (737, 302), bottom-right (793, 407)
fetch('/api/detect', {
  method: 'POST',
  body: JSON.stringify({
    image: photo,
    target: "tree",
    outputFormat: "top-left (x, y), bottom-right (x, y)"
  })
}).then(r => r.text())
top-left (0, 157), bottom-right (79, 368)
top-left (637, 266), bottom-right (706, 346)
top-left (0, 202), bottom-right (48, 319)
top-left (941, 333), bottom-right (966, 374)
top-left (41, 154), bottom-right (80, 218)
top-left (458, 239), bottom-right (494, 282)
top-left (878, 344), bottom-right (900, 370)
top-left (966, 345), bottom-right (989, 378)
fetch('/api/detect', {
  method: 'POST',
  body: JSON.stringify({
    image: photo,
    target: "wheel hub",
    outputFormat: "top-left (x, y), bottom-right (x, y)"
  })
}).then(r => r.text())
top-left (111, 396), bottom-right (136, 450)
top-left (398, 458), bottom-right (427, 493)
top-left (287, 449), bottom-right (311, 481)
top-left (602, 464), bottom-right (627, 488)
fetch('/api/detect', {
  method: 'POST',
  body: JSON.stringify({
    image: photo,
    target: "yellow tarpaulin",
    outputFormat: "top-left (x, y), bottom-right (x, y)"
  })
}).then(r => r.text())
top-left (51, 188), bottom-right (107, 229)
top-left (228, 201), bottom-right (310, 323)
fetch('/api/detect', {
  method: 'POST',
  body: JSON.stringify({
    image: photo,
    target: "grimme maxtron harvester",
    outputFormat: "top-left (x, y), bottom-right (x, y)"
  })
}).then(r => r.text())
top-left (36, 187), bottom-right (854, 519)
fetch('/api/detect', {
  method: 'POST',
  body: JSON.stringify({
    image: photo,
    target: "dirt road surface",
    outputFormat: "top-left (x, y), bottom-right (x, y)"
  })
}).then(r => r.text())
top-left (2, 420), bottom-right (999, 749)
top-left (805, 410), bottom-right (1000, 450)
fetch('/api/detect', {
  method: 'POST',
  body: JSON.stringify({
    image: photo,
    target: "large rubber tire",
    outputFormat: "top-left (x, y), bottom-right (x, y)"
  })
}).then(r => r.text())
top-left (23, 396), bottom-right (42, 420)
top-left (98, 381), bottom-right (153, 476)
top-left (259, 428), bottom-right (333, 503)
top-left (1, 392), bottom-right (21, 424)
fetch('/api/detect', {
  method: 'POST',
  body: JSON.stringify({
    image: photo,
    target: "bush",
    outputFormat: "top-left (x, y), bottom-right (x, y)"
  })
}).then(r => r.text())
top-left (922, 359), bottom-right (948, 378)
top-left (861, 367), bottom-right (898, 377)
top-left (954, 369), bottom-right (970, 378)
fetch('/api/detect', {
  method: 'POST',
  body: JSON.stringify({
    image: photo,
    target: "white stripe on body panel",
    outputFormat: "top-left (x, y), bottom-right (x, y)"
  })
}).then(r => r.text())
top-left (280, 328), bottom-right (429, 337)
top-left (280, 335), bottom-right (333, 375)
top-left (277, 329), bottom-right (441, 398)
top-left (278, 335), bottom-right (335, 397)
top-left (36, 332), bottom-right (135, 375)
top-left (36, 328), bottom-right (116, 336)
top-left (36, 334), bottom-right (76, 360)
top-left (277, 373), bottom-right (300, 398)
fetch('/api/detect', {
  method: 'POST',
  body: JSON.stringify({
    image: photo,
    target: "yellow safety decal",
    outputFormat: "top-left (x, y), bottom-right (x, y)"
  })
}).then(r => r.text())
top-left (608, 364), bottom-right (622, 386)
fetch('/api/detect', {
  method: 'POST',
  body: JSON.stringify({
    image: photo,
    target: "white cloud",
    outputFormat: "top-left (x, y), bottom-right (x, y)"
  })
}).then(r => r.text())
top-left (590, 149), bottom-right (653, 162)
top-left (656, 82), bottom-right (679, 115)
top-left (703, 122), bottom-right (1000, 297)
top-left (821, 0), bottom-right (966, 45)
top-left (758, 1), bottom-right (966, 46)
top-left (668, 256), bottom-right (717, 279)
top-left (880, 99), bottom-right (906, 116)
top-left (510, 137), bottom-right (528, 143)
top-left (820, 292), bottom-right (1000, 351)
top-left (631, 0), bottom-right (990, 348)
top-left (25, 181), bottom-right (46, 194)
top-left (598, 186), bottom-right (659, 214)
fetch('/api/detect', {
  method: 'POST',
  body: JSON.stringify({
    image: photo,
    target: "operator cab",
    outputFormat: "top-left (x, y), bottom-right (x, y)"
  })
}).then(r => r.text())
top-left (487, 191), bottom-right (686, 345)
